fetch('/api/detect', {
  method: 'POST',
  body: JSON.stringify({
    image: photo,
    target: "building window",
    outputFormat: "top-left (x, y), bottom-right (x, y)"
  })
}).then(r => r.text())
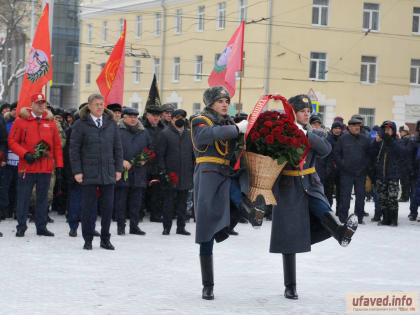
top-left (410, 59), bottom-right (420, 85)
top-left (318, 105), bottom-right (326, 124)
top-left (153, 58), bottom-right (160, 81)
top-left (197, 5), bottom-right (205, 32)
top-left (85, 64), bottom-right (91, 84)
top-left (119, 18), bottom-right (124, 34)
top-left (175, 9), bottom-right (182, 34)
top-left (363, 3), bottom-right (380, 31)
top-left (155, 12), bottom-right (162, 37)
top-left (360, 56), bottom-right (377, 84)
top-left (173, 57), bottom-right (180, 82)
top-left (234, 103), bottom-right (243, 112)
top-left (136, 15), bottom-right (142, 38)
top-left (217, 2), bottom-right (226, 30)
top-left (239, 0), bottom-right (247, 22)
top-left (309, 52), bottom-right (327, 80)
top-left (134, 60), bottom-right (141, 83)
top-left (358, 108), bottom-right (375, 128)
top-left (132, 102), bottom-right (139, 110)
top-left (87, 24), bottom-right (93, 44)
top-left (312, 0), bottom-right (329, 26)
top-left (102, 21), bottom-right (108, 42)
top-left (193, 102), bottom-right (201, 114)
top-left (195, 55), bottom-right (203, 81)
top-left (413, 8), bottom-right (420, 34)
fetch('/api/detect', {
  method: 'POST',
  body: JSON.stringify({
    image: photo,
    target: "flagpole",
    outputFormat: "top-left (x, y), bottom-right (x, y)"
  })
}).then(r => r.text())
top-left (238, 72), bottom-right (243, 115)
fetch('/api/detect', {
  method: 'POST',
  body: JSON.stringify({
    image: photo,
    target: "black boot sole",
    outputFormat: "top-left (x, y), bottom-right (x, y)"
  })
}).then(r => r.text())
top-left (340, 215), bottom-right (358, 247)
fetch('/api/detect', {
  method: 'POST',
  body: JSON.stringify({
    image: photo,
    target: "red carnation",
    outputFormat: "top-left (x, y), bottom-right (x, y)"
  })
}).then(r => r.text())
top-left (259, 127), bottom-right (270, 135)
top-left (264, 121), bottom-right (274, 128)
top-left (168, 172), bottom-right (178, 185)
top-left (250, 131), bottom-right (261, 141)
top-left (265, 135), bottom-right (274, 144)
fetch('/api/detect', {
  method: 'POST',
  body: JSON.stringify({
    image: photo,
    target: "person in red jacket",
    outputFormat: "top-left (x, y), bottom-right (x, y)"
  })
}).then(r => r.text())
top-left (8, 93), bottom-right (63, 237)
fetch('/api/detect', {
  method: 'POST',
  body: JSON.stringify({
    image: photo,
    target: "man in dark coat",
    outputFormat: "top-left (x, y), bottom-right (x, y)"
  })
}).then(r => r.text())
top-left (270, 94), bottom-right (358, 300)
top-left (398, 125), bottom-right (411, 202)
top-left (157, 109), bottom-right (193, 236)
top-left (108, 103), bottom-right (122, 122)
top-left (407, 121), bottom-right (420, 221)
top-left (371, 121), bottom-right (406, 226)
top-left (70, 94), bottom-right (123, 250)
top-left (115, 107), bottom-right (150, 236)
top-left (0, 106), bottom-right (7, 236)
top-left (142, 105), bottom-right (165, 222)
top-left (323, 121), bottom-right (344, 211)
top-left (334, 118), bottom-right (371, 224)
top-left (161, 103), bottom-right (174, 127)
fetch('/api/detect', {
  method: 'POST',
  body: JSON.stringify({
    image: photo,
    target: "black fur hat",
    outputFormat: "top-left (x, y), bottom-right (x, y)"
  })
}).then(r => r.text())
top-left (287, 94), bottom-right (313, 113)
top-left (108, 103), bottom-right (122, 112)
top-left (203, 86), bottom-right (230, 107)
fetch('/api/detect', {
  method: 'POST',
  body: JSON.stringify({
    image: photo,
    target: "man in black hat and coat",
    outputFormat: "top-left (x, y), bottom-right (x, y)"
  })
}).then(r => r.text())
top-left (108, 103), bottom-right (122, 122)
top-left (157, 109), bottom-right (193, 236)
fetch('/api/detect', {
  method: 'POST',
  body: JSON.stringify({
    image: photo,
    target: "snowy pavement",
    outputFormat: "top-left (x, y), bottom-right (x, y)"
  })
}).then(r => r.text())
top-left (0, 200), bottom-right (419, 315)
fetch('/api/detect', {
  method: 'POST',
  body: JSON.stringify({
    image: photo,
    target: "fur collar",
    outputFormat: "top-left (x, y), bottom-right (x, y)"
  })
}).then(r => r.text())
top-left (202, 107), bottom-right (234, 125)
top-left (118, 119), bottom-right (145, 131)
top-left (19, 107), bottom-right (54, 121)
top-left (79, 104), bottom-right (114, 121)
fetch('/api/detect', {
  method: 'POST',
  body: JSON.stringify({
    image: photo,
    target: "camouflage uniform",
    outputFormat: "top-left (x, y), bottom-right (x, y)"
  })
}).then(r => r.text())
top-left (376, 179), bottom-right (399, 222)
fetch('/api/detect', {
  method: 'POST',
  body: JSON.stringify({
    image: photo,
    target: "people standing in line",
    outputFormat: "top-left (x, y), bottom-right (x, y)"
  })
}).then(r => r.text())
top-left (70, 94), bottom-right (123, 250)
top-left (142, 105), bottom-right (165, 223)
top-left (371, 121), bottom-right (406, 226)
top-left (115, 107), bottom-right (150, 236)
top-left (157, 109), bottom-right (193, 236)
top-left (270, 94), bottom-right (357, 300)
top-left (8, 94), bottom-right (63, 237)
top-left (334, 117), bottom-right (371, 224)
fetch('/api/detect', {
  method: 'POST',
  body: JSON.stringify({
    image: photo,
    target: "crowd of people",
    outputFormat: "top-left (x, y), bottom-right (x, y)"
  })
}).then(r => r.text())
top-left (0, 91), bottom-right (418, 248)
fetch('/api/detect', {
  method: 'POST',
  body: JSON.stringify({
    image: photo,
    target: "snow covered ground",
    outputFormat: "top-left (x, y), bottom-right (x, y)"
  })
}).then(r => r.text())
top-left (0, 200), bottom-right (419, 315)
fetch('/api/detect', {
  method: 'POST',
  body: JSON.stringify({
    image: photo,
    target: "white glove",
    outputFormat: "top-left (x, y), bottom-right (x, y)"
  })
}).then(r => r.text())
top-left (236, 120), bottom-right (248, 134)
top-left (296, 123), bottom-right (307, 135)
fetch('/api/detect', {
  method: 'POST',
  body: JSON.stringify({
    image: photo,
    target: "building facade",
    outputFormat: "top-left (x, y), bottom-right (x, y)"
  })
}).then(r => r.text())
top-left (79, 0), bottom-right (420, 129)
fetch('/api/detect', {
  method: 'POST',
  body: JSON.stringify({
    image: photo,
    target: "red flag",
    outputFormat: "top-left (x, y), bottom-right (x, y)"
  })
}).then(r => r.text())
top-left (17, 4), bottom-right (52, 114)
top-left (96, 20), bottom-right (126, 106)
top-left (208, 21), bottom-right (244, 98)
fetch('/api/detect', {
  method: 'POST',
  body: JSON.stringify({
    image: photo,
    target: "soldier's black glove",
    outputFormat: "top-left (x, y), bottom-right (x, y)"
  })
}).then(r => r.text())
top-left (158, 170), bottom-right (167, 184)
top-left (24, 152), bottom-right (35, 164)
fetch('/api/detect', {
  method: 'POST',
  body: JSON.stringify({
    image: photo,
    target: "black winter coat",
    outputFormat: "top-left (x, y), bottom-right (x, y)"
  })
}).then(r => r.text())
top-left (406, 136), bottom-right (420, 180)
top-left (142, 118), bottom-right (165, 176)
top-left (371, 136), bottom-right (406, 180)
top-left (333, 131), bottom-right (371, 177)
top-left (0, 115), bottom-right (8, 161)
top-left (157, 124), bottom-right (194, 191)
top-left (116, 121), bottom-right (151, 188)
top-left (69, 106), bottom-right (123, 186)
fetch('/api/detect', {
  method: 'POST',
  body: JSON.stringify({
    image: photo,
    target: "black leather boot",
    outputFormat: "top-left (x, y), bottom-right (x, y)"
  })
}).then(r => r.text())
top-left (378, 208), bottom-right (390, 226)
top-left (239, 194), bottom-right (266, 228)
top-left (200, 255), bottom-right (214, 300)
top-left (282, 253), bottom-right (298, 300)
top-left (390, 209), bottom-right (398, 226)
top-left (320, 212), bottom-right (358, 247)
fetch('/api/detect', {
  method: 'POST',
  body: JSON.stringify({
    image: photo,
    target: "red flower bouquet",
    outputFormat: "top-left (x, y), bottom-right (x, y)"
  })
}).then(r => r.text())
top-left (123, 148), bottom-right (156, 181)
top-left (166, 171), bottom-right (179, 188)
top-left (243, 95), bottom-right (310, 205)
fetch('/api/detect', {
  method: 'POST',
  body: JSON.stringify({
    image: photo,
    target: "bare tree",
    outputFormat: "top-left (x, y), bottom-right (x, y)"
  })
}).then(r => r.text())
top-left (0, 0), bottom-right (31, 102)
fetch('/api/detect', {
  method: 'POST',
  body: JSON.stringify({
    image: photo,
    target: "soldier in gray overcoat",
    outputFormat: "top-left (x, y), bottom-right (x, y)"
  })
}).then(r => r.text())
top-left (191, 86), bottom-right (251, 301)
top-left (270, 94), bottom-right (358, 300)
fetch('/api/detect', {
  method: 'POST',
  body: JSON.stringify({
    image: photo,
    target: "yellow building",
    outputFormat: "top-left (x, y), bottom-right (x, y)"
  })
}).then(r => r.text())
top-left (79, 0), bottom-right (420, 129)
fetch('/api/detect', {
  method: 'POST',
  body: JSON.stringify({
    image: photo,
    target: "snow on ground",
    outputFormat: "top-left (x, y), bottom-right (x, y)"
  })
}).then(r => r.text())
top-left (0, 200), bottom-right (419, 315)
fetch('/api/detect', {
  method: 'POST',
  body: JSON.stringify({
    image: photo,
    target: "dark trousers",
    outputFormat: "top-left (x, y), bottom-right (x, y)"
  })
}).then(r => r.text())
top-left (145, 181), bottom-right (162, 220)
top-left (409, 179), bottom-right (418, 218)
top-left (162, 188), bottom-right (188, 231)
top-left (0, 165), bottom-right (18, 217)
top-left (68, 187), bottom-right (97, 231)
top-left (324, 171), bottom-right (340, 211)
top-left (115, 186), bottom-right (143, 229)
top-left (15, 173), bottom-right (51, 232)
top-left (338, 174), bottom-right (366, 222)
top-left (308, 196), bottom-right (331, 218)
top-left (81, 184), bottom-right (114, 242)
top-left (373, 184), bottom-right (382, 218)
top-left (400, 174), bottom-right (410, 200)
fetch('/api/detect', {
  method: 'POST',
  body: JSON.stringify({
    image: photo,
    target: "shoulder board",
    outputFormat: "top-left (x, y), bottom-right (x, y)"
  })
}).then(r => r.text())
top-left (191, 115), bottom-right (214, 128)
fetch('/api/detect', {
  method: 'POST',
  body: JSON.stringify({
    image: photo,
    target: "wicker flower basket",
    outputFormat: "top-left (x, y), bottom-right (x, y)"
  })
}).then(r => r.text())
top-left (245, 151), bottom-right (287, 206)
